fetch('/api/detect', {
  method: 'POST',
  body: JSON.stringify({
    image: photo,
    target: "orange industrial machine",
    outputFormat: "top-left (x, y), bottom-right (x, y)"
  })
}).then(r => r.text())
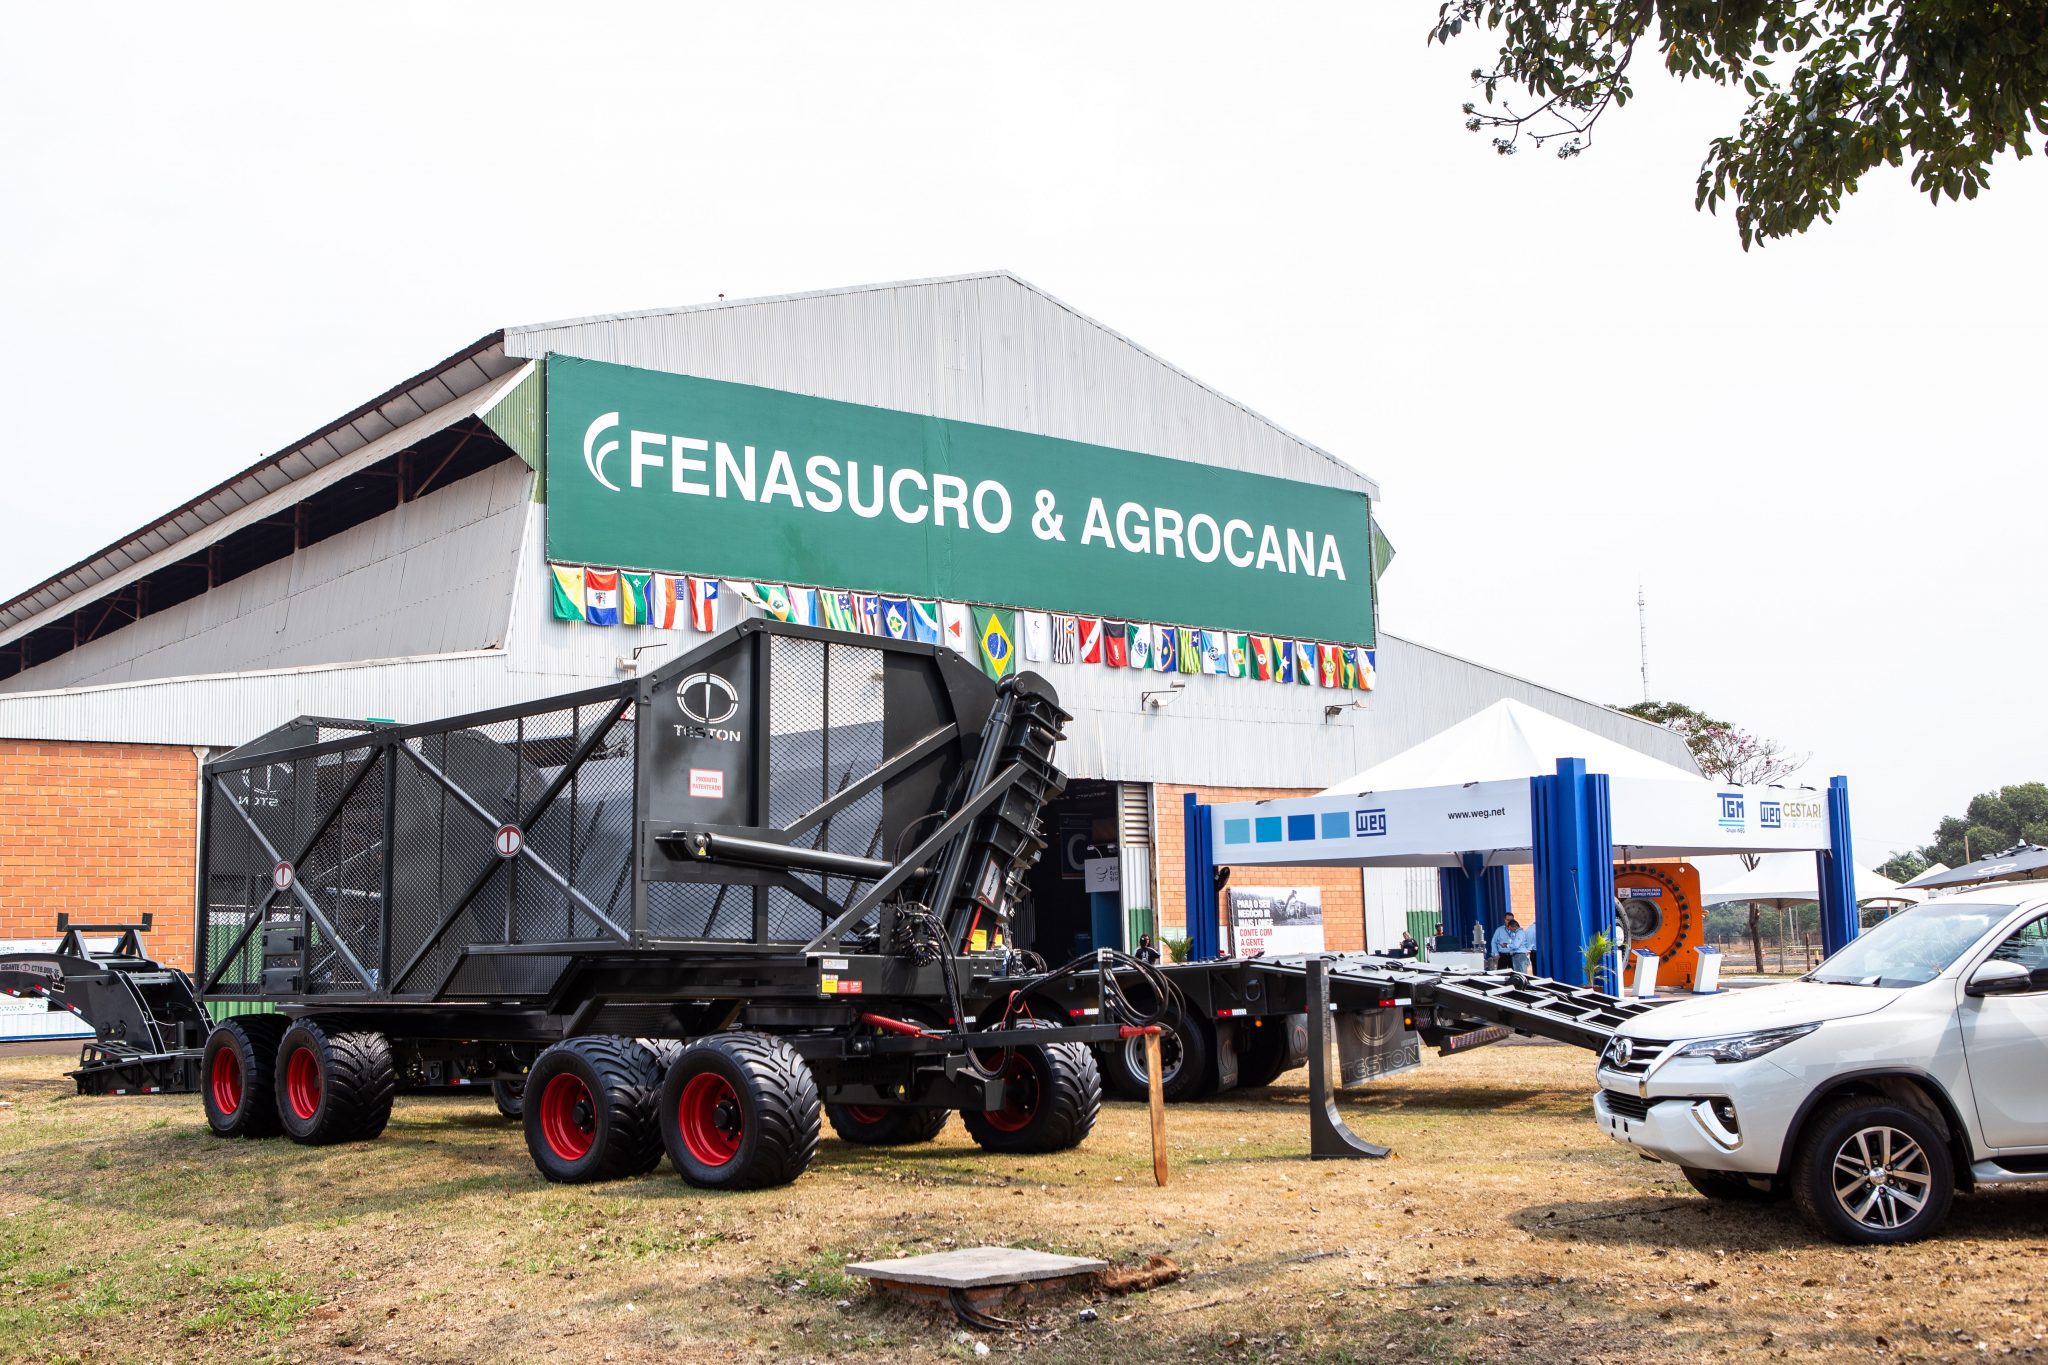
top-left (1614, 861), bottom-right (1706, 991)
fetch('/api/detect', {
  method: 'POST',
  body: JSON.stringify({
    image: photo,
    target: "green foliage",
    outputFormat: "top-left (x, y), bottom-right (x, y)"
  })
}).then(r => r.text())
top-left (1585, 930), bottom-right (1618, 987)
top-left (1878, 850), bottom-right (1929, 883)
top-left (1162, 934), bottom-right (1192, 964)
top-left (1916, 781), bottom-right (2048, 867)
top-left (1429, 1), bottom-right (2048, 247)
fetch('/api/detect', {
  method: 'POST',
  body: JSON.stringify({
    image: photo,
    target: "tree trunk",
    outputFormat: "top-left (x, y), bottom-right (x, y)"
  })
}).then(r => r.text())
top-left (1748, 903), bottom-right (1765, 973)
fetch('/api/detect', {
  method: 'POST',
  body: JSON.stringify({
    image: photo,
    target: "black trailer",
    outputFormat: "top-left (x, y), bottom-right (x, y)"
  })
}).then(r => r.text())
top-left (182, 620), bottom-right (1199, 1188)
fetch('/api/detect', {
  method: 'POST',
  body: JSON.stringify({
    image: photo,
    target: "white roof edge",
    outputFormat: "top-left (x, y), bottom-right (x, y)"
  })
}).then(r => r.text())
top-left (1380, 630), bottom-right (1704, 771)
top-left (0, 647), bottom-right (508, 705)
top-left (504, 271), bottom-right (1381, 501)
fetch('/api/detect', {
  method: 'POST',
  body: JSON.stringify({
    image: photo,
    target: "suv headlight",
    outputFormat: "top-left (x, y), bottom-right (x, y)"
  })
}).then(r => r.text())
top-left (1672, 1022), bottom-right (1819, 1063)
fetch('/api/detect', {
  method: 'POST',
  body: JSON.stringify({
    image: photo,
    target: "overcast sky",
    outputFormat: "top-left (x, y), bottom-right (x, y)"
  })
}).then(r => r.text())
top-left (4, 4), bottom-right (2042, 861)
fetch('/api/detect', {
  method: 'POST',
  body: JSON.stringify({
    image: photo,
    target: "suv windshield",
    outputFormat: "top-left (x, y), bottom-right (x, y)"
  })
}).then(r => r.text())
top-left (1807, 899), bottom-right (2022, 988)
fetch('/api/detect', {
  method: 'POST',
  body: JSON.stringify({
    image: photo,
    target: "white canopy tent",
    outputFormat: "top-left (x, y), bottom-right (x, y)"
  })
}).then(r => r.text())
top-left (1319, 699), bottom-right (1702, 791)
top-left (1701, 852), bottom-right (1922, 907)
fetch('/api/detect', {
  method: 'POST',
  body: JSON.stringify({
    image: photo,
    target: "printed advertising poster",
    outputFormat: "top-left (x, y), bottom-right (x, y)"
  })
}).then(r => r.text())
top-left (1227, 886), bottom-right (1325, 958)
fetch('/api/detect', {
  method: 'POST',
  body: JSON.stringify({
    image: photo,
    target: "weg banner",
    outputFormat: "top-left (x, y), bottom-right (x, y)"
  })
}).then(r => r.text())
top-left (543, 356), bottom-right (1375, 645)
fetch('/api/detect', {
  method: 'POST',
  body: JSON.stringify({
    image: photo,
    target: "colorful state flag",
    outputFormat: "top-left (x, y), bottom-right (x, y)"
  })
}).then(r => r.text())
top-left (940, 602), bottom-right (974, 656)
top-left (1294, 641), bottom-right (1316, 684)
top-left (728, 581), bottom-right (790, 622)
top-left (1251, 635), bottom-right (1275, 681)
top-left (619, 572), bottom-right (652, 627)
top-left (849, 593), bottom-right (880, 634)
top-left (1051, 614), bottom-right (1078, 664)
top-left (909, 600), bottom-right (942, 644)
top-left (879, 596), bottom-right (914, 640)
top-left (648, 574), bottom-right (683, 629)
top-left (1319, 643), bottom-right (1342, 688)
top-left (1103, 620), bottom-right (1128, 668)
top-left (787, 586), bottom-right (820, 627)
top-left (821, 590), bottom-right (857, 632)
top-left (1277, 637), bottom-right (1295, 684)
top-left (550, 565), bottom-right (586, 621)
top-left (1199, 630), bottom-right (1228, 675)
top-left (1177, 627), bottom-right (1200, 674)
top-left (1228, 633), bottom-right (1249, 679)
top-left (584, 569), bottom-right (621, 626)
top-left (1349, 647), bottom-right (1376, 691)
top-left (1155, 625), bottom-right (1178, 673)
top-left (688, 576), bottom-right (719, 632)
top-left (1020, 611), bottom-right (1051, 662)
top-left (1338, 647), bottom-right (1357, 689)
top-left (1079, 617), bottom-right (1103, 664)
top-left (1127, 622), bottom-right (1152, 670)
top-left (973, 606), bottom-right (1018, 680)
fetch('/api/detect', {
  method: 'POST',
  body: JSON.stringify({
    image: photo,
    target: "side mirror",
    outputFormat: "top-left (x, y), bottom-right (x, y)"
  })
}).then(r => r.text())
top-left (1967, 959), bottom-right (2034, 997)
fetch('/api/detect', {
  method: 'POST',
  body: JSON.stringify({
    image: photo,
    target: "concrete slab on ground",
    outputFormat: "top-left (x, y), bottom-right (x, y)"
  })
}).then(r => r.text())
top-left (846, 1247), bottom-right (1107, 1289)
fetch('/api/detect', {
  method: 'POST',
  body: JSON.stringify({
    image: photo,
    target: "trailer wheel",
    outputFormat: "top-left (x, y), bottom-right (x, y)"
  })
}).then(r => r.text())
top-left (523, 1037), bottom-right (665, 1184)
top-left (274, 1019), bottom-right (396, 1145)
top-left (1234, 1016), bottom-right (1301, 1090)
top-left (825, 1103), bottom-right (951, 1146)
top-left (203, 1014), bottom-right (289, 1139)
top-left (492, 1077), bottom-right (525, 1120)
top-left (962, 1018), bottom-right (1101, 1154)
top-left (660, 1033), bottom-right (821, 1189)
top-left (1101, 1008), bottom-right (1208, 1104)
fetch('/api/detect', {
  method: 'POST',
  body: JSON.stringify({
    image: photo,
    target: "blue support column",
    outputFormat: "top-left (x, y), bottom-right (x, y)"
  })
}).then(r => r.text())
top-left (1816, 775), bottom-right (1858, 956)
top-left (1182, 792), bottom-right (1220, 961)
top-left (1478, 866), bottom-right (1511, 943)
top-left (1531, 758), bottom-right (1611, 985)
top-left (1436, 860), bottom-right (1479, 950)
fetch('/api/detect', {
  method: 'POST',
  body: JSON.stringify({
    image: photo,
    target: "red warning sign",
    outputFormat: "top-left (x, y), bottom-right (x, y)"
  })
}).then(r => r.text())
top-left (272, 861), bottom-right (294, 893)
top-left (494, 824), bottom-right (524, 859)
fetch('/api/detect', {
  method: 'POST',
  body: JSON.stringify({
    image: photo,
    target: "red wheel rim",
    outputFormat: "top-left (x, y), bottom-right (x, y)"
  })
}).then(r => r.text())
top-left (678, 1071), bottom-right (742, 1166)
top-left (983, 1056), bottom-right (1038, 1133)
top-left (841, 1104), bottom-right (891, 1125)
top-left (210, 1044), bottom-right (243, 1115)
top-left (284, 1047), bottom-right (322, 1121)
top-left (539, 1073), bottom-right (596, 1161)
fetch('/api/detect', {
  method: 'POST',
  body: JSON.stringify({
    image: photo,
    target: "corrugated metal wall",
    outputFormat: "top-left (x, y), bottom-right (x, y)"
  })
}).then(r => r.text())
top-left (0, 461), bottom-right (530, 694)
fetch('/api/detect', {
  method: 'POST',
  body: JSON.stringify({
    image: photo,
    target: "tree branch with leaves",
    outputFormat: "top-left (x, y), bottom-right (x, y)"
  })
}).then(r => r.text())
top-left (1430, 1), bottom-right (2048, 247)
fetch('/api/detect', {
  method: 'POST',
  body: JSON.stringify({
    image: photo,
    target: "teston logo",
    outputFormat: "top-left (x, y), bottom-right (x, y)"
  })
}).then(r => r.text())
top-left (1355, 808), bottom-right (1388, 837)
top-left (583, 411), bottom-right (622, 492)
top-left (673, 672), bottom-right (742, 742)
top-left (1717, 791), bottom-right (1745, 832)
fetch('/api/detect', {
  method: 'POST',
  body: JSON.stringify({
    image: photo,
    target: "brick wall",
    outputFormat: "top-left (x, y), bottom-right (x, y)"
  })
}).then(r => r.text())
top-left (1152, 784), bottom-right (1367, 953)
top-left (0, 741), bottom-right (199, 969)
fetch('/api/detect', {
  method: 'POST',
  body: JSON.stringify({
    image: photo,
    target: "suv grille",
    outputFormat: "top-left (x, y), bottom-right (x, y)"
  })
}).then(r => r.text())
top-left (1601, 1091), bottom-right (1656, 1122)
top-left (1598, 1035), bottom-right (1673, 1077)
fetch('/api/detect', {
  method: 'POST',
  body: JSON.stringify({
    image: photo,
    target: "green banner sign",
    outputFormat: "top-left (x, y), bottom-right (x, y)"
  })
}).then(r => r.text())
top-left (543, 356), bottom-right (1374, 644)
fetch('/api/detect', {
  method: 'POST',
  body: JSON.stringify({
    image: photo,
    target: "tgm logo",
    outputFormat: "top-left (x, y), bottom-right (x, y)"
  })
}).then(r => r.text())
top-left (1717, 791), bottom-right (1745, 832)
top-left (673, 672), bottom-right (742, 742)
top-left (583, 411), bottom-right (622, 492)
top-left (1355, 808), bottom-right (1388, 837)
top-left (1759, 800), bottom-right (1782, 830)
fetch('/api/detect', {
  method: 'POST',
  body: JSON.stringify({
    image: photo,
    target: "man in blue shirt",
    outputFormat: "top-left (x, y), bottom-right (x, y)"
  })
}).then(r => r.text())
top-left (1490, 914), bottom-right (1535, 975)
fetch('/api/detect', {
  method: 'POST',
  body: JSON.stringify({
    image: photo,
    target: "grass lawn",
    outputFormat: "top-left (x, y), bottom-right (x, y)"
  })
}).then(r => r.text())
top-left (3, 1040), bottom-right (2045, 1362)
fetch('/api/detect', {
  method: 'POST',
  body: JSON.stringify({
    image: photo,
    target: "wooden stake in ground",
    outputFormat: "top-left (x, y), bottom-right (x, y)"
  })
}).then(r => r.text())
top-left (1144, 1029), bottom-right (1168, 1186)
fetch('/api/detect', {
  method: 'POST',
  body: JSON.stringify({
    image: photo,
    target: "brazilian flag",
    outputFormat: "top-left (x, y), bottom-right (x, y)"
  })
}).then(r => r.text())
top-left (973, 606), bottom-right (1018, 680)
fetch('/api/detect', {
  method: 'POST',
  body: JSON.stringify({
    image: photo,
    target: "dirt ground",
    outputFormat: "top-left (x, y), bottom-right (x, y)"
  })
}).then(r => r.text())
top-left (2, 1040), bottom-right (2045, 1364)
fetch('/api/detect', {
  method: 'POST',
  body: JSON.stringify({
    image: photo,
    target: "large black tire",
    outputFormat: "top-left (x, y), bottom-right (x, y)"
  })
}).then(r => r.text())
top-left (275, 1018), bottom-right (397, 1145)
top-left (1681, 1166), bottom-right (1782, 1202)
top-left (825, 1103), bottom-right (951, 1145)
top-left (1101, 1009), bottom-right (1209, 1103)
top-left (492, 1076), bottom-right (525, 1120)
top-left (1791, 1096), bottom-right (1954, 1244)
top-left (661, 1033), bottom-right (821, 1189)
top-left (1234, 1016), bottom-right (1303, 1090)
top-left (202, 1014), bottom-right (289, 1139)
top-left (523, 1036), bottom-right (665, 1183)
top-left (961, 1018), bottom-right (1102, 1154)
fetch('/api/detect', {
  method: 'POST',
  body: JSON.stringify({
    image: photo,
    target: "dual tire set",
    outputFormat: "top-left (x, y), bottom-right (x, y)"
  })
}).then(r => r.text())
top-left (201, 1015), bottom-right (1102, 1192)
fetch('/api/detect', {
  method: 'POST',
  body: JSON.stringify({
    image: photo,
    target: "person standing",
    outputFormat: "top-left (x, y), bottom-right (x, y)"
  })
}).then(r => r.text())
top-left (1490, 914), bottom-right (1535, 974)
top-left (1134, 934), bottom-right (1162, 965)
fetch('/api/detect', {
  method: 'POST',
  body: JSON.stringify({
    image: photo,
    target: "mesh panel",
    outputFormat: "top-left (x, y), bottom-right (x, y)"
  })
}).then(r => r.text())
top-left (646, 881), bottom-right (752, 941)
top-left (201, 782), bottom-right (267, 992)
top-left (296, 748), bottom-right (383, 993)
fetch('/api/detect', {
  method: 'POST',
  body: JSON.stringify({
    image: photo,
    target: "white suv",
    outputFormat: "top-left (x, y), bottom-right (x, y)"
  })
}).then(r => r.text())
top-left (1593, 891), bottom-right (2048, 1243)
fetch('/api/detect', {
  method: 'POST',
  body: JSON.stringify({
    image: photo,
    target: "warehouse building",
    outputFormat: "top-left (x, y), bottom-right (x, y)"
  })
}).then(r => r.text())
top-left (0, 273), bottom-right (1690, 969)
